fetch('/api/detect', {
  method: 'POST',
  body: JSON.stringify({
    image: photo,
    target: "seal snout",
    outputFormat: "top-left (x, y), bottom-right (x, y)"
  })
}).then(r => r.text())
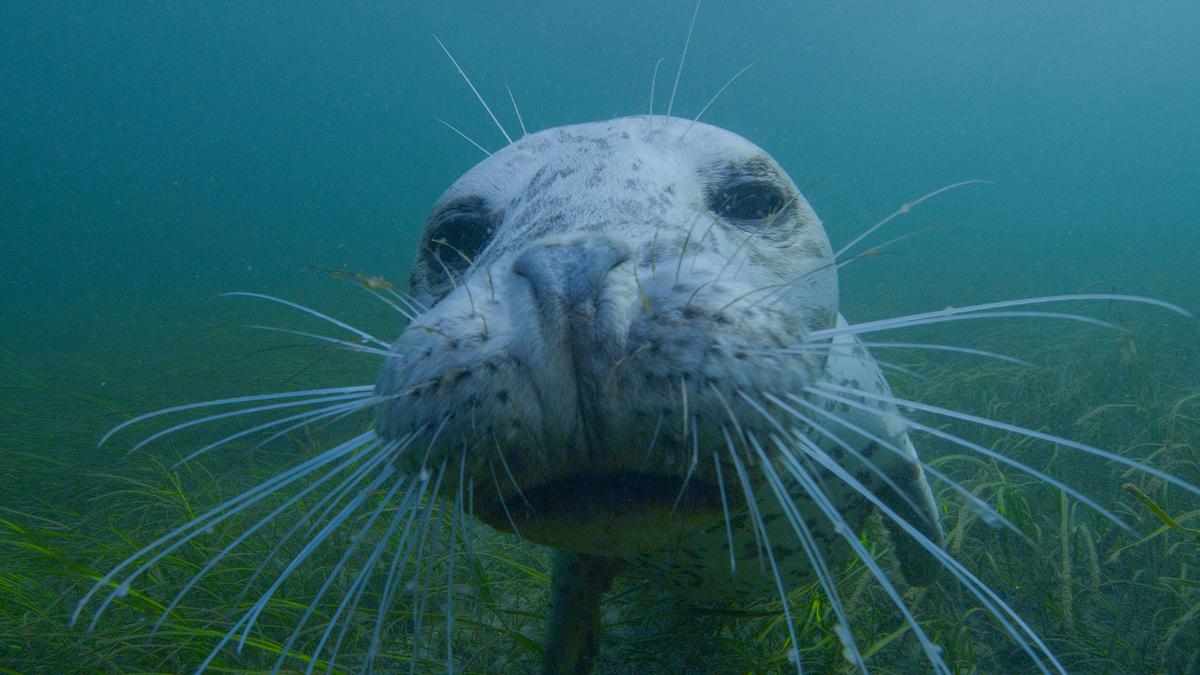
top-left (512, 236), bottom-right (631, 326)
top-left (512, 236), bottom-right (633, 457)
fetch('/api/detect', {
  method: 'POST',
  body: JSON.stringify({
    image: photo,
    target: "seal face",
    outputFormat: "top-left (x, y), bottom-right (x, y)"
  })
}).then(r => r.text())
top-left (374, 115), bottom-right (941, 601)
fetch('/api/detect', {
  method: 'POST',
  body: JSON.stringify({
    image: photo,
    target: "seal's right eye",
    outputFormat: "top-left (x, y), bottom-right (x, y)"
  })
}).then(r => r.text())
top-left (709, 176), bottom-right (791, 225)
top-left (421, 198), bottom-right (496, 284)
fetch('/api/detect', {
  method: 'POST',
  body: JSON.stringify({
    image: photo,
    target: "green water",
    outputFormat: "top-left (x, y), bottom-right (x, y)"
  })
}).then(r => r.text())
top-left (2, 2), bottom-right (1198, 672)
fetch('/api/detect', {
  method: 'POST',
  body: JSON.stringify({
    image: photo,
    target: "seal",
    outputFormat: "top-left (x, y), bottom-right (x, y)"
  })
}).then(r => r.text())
top-left (74, 28), bottom-right (1198, 675)
top-left (374, 114), bottom-right (944, 672)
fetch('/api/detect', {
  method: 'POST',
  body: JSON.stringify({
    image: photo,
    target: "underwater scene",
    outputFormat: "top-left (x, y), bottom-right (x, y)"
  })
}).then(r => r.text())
top-left (2, 1), bottom-right (1199, 673)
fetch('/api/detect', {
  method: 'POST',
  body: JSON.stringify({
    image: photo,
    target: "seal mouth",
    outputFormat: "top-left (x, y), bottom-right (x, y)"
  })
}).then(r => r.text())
top-left (474, 470), bottom-right (727, 554)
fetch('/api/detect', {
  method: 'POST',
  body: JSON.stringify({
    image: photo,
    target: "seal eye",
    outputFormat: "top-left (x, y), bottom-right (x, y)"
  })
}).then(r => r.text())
top-left (423, 216), bottom-right (488, 277)
top-left (420, 199), bottom-right (497, 285)
top-left (710, 177), bottom-right (791, 225)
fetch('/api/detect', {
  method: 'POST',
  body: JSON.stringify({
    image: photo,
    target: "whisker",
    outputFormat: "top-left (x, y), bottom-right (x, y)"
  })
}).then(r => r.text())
top-left (385, 287), bottom-right (430, 316)
top-left (407, 464), bottom-right (449, 675)
top-left (432, 34), bottom-right (513, 144)
top-left (761, 340), bottom-right (1033, 367)
top-left (815, 382), bottom-right (1200, 501)
top-left (669, 420), bottom-right (700, 515)
top-left (150, 437), bottom-right (400, 633)
top-left (242, 325), bottom-right (396, 357)
top-left (489, 460), bottom-right (521, 537)
top-left (303, 473), bottom-right (425, 675)
top-left (769, 391), bottom-right (1018, 537)
top-left (813, 310), bottom-right (1117, 338)
top-left (73, 430), bottom-right (376, 630)
top-left (232, 434), bottom-right (406, 607)
top-left (234, 462), bottom-right (399, 652)
top-left (834, 179), bottom-right (991, 260)
top-left (169, 397), bottom-right (377, 468)
top-left (98, 385), bottom-right (374, 447)
top-left (364, 287), bottom-right (419, 322)
top-left (804, 387), bottom-right (1135, 531)
top-left (665, 0), bottom-right (701, 120)
top-left (125, 392), bottom-right (373, 455)
top-left (723, 434), bottom-right (803, 674)
top-left (720, 425), bottom-right (763, 569)
top-left (771, 433), bottom-right (1061, 674)
top-left (767, 435), bottom-right (951, 674)
top-left (493, 437), bottom-right (533, 513)
top-left (436, 117), bottom-right (491, 157)
top-left (712, 451), bottom-right (737, 573)
top-left (811, 293), bottom-right (1190, 341)
top-left (366, 464), bottom-right (438, 673)
top-left (505, 83), bottom-right (528, 137)
top-left (747, 433), bottom-right (867, 674)
top-left (648, 57), bottom-right (665, 116)
top-left (219, 291), bottom-right (390, 348)
top-left (684, 62), bottom-right (754, 135)
top-left (445, 451), bottom-right (467, 672)
top-left (739, 391), bottom-right (933, 531)
top-left (269, 467), bottom-right (415, 675)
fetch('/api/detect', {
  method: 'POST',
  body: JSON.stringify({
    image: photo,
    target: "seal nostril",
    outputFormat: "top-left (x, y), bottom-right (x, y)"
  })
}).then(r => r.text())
top-left (512, 237), bottom-right (631, 308)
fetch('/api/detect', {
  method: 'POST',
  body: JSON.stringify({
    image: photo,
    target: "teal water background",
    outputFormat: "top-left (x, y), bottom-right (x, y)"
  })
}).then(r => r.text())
top-left (5, 1), bottom-right (1199, 340)
top-left (2, 1), bottom-right (1199, 670)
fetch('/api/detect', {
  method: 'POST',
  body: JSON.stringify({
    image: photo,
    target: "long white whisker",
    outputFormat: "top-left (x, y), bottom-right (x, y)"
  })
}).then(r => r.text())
top-left (364, 287), bottom-right (419, 322)
top-left (489, 460), bottom-right (522, 538)
top-left (811, 293), bottom-right (1190, 341)
top-left (493, 438), bottom-right (533, 513)
top-left (718, 423), bottom-right (764, 570)
top-left (685, 63), bottom-right (754, 134)
top-left (98, 385), bottom-right (374, 447)
top-left (774, 432), bottom-right (1064, 674)
top-left (762, 341), bottom-right (1033, 367)
top-left (767, 391), bottom-right (1017, 536)
top-left (126, 392), bottom-right (372, 455)
top-left (246, 441), bottom-right (404, 603)
top-left (505, 83), bottom-right (528, 137)
top-left (768, 435), bottom-right (951, 674)
top-left (712, 451), bottom-right (737, 573)
top-left (747, 433), bottom-right (866, 674)
top-left (739, 391), bottom-right (933, 530)
top-left (407, 464), bottom-right (449, 675)
top-left (151, 437), bottom-right (396, 633)
top-left (834, 179), bottom-right (991, 259)
top-left (803, 388), bottom-right (1135, 531)
top-left (268, 468), bottom-right (404, 672)
top-left (445, 452), bottom-right (466, 672)
top-left (386, 287), bottom-right (430, 316)
top-left (244, 403), bottom-right (366, 456)
top-left (237, 463), bottom-right (398, 650)
top-left (814, 310), bottom-right (1117, 339)
top-left (648, 57), bottom-right (665, 115)
top-left (365, 465), bottom-right (436, 673)
top-left (219, 291), bottom-right (390, 348)
top-left (301, 475), bottom-right (424, 675)
top-left (724, 437), bottom-right (804, 674)
top-left (170, 397), bottom-right (377, 468)
top-left (669, 421), bottom-right (700, 515)
top-left (73, 430), bottom-right (375, 630)
top-left (665, 0), bottom-right (701, 120)
top-left (432, 34), bottom-right (513, 144)
top-left (436, 117), bottom-right (491, 157)
top-left (244, 325), bottom-right (396, 357)
top-left (815, 382), bottom-right (1200, 500)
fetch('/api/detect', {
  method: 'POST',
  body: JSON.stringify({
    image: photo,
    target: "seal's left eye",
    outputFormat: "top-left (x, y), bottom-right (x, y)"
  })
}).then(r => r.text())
top-left (710, 177), bottom-right (790, 224)
top-left (421, 199), bottom-right (497, 283)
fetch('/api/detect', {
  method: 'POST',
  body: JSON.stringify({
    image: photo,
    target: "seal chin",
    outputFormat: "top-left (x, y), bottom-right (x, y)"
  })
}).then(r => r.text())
top-left (474, 470), bottom-right (725, 555)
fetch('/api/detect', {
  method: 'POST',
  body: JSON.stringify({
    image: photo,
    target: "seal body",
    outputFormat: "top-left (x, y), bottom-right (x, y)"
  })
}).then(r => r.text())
top-left (374, 115), bottom-right (942, 667)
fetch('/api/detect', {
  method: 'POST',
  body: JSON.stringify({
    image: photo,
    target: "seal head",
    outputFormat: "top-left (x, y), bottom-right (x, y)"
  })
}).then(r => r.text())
top-left (375, 115), bottom-right (939, 599)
